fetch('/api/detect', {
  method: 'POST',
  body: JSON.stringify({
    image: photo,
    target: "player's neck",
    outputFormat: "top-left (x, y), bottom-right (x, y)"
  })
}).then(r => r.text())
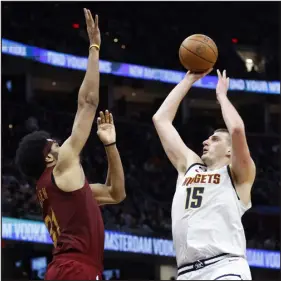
top-left (206, 158), bottom-right (230, 171)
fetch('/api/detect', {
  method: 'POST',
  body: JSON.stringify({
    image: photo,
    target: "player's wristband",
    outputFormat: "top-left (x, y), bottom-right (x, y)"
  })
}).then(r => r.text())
top-left (89, 44), bottom-right (100, 51)
top-left (104, 142), bottom-right (116, 147)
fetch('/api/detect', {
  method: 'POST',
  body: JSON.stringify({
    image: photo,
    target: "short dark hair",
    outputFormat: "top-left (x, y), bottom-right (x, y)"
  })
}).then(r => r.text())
top-left (214, 128), bottom-right (229, 134)
top-left (15, 131), bottom-right (51, 180)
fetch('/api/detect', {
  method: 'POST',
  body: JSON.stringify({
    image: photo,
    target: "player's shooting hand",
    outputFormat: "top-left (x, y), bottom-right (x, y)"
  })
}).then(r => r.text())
top-left (216, 70), bottom-right (230, 98)
top-left (84, 8), bottom-right (101, 47)
top-left (185, 68), bottom-right (213, 84)
top-left (97, 110), bottom-right (116, 145)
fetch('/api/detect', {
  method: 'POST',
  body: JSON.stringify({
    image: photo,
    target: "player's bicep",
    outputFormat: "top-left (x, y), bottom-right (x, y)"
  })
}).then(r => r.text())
top-left (90, 184), bottom-right (120, 206)
top-left (231, 128), bottom-right (256, 184)
top-left (153, 120), bottom-right (202, 173)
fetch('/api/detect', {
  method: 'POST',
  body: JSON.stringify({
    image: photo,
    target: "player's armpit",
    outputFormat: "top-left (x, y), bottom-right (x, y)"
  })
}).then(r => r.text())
top-left (53, 163), bottom-right (85, 192)
top-left (90, 183), bottom-right (125, 206)
top-left (55, 104), bottom-right (97, 173)
top-left (152, 118), bottom-right (203, 174)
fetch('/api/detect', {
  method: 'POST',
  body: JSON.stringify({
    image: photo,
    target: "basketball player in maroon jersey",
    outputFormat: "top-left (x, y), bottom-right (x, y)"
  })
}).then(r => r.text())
top-left (15, 9), bottom-right (125, 280)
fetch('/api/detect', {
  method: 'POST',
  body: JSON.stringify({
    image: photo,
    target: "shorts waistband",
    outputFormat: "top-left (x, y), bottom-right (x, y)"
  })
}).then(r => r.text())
top-left (178, 253), bottom-right (230, 276)
top-left (53, 252), bottom-right (103, 272)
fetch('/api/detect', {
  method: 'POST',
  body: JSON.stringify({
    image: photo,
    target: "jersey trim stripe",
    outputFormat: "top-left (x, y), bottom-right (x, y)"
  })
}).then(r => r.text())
top-left (177, 253), bottom-right (231, 276)
top-left (178, 253), bottom-right (228, 270)
top-left (226, 165), bottom-right (240, 200)
top-left (184, 163), bottom-right (206, 175)
top-left (214, 274), bottom-right (242, 280)
top-left (51, 172), bottom-right (62, 192)
top-left (178, 260), bottom-right (219, 276)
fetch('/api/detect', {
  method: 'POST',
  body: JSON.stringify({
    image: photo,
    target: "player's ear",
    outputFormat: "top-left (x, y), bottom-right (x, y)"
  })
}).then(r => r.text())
top-left (45, 153), bottom-right (54, 163)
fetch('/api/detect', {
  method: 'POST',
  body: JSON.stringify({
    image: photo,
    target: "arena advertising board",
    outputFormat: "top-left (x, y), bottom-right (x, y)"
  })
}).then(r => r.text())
top-left (2, 217), bottom-right (279, 270)
top-left (2, 39), bottom-right (280, 95)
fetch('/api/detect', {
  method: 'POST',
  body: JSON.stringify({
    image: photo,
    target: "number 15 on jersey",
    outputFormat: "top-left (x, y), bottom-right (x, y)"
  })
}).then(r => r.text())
top-left (185, 187), bottom-right (205, 209)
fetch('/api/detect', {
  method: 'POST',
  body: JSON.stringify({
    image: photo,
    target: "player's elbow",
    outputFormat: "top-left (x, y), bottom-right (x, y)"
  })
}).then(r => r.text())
top-left (110, 182), bottom-right (126, 203)
top-left (230, 124), bottom-right (245, 136)
top-left (112, 190), bottom-right (126, 203)
top-left (117, 192), bottom-right (127, 203)
top-left (78, 92), bottom-right (99, 108)
top-left (152, 114), bottom-right (170, 124)
top-left (152, 114), bottom-right (160, 123)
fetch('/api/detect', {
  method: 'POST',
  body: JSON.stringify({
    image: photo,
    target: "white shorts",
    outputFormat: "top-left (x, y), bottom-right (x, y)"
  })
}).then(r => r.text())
top-left (177, 256), bottom-right (252, 280)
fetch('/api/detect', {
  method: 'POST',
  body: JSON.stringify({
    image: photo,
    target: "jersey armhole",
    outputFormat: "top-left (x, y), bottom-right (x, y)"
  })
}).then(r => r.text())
top-left (226, 165), bottom-right (251, 210)
top-left (227, 165), bottom-right (240, 200)
top-left (51, 172), bottom-right (69, 193)
top-left (51, 172), bottom-right (61, 190)
top-left (184, 163), bottom-right (206, 175)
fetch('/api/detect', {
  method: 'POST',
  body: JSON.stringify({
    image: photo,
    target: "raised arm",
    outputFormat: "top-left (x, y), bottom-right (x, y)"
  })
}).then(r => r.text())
top-left (55, 9), bottom-right (101, 173)
top-left (90, 111), bottom-right (126, 205)
top-left (152, 70), bottom-right (212, 174)
top-left (216, 70), bottom-right (256, 203)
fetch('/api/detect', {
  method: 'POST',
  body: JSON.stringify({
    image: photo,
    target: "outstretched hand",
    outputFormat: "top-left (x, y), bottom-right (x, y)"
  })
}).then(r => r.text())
top-left (84, 8), bottom-right (101, 46)
top-left (97, 110), bottom-right (116, 145)
top-left (216, 69), bottom-right (230, 98)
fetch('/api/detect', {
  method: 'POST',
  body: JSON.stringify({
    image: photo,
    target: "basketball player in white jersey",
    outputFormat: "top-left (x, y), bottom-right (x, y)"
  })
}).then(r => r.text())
top-left (152, 69), bottom-right (256, 280)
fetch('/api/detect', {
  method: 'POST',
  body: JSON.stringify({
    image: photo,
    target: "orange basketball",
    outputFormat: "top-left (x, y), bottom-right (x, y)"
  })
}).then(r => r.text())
top-left (179, 34), bottom-right (218, 72)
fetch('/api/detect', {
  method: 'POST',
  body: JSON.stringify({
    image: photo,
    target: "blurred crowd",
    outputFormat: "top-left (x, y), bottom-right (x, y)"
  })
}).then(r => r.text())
top-left (2, 99), bottom-right (280, 250)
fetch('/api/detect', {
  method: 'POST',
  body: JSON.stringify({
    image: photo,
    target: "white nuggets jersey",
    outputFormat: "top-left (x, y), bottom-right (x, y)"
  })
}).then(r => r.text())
top-left (172, 163), bottom-right (251, 267)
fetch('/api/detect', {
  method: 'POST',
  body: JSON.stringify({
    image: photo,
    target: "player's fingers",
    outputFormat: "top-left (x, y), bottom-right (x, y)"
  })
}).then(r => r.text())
top-left (223, 70), bottom-right (226, 79)
top-left (99, 111), bottom-right (105, 123)
top-left (217, 69), bottom-right (221, 79)
top-left (97, 117), bottom-right (101, 126)
top-left (86, 9), bottom-right (92, 24)
top-left (109, 113), bottom-right (114, 124)
top-left (105, 110), bottom-right (110, 123)
top-left (84, 8), bottom-right (89, 22)
top-left (86, 9), bottom-right (90, 20)
top-left (89, 10), bottom-right (95, 23)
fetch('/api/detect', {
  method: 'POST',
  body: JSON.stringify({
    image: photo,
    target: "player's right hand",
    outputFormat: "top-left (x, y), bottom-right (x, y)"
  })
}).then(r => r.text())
top-left (184, 68), bottom-right (213, 84)
top-left (84, 8), bottom-right (101, 47)
top-left (216, 69), bottom-right (230, 98)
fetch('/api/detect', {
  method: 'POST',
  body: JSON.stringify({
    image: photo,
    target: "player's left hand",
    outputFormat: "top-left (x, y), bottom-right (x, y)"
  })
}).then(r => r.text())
top-left (97, 110), bottom-right (116, 145)
top-left (216, 69), bottom-right (230, 98)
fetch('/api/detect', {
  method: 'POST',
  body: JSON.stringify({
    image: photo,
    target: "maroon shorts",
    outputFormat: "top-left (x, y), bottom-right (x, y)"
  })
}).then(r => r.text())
top-left (45, 253), bottom-right (103, 280)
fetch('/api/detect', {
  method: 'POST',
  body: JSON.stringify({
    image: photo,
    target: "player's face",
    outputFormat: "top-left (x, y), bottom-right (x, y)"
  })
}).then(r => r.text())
top-left (201, 132), bottom-right (231, 163)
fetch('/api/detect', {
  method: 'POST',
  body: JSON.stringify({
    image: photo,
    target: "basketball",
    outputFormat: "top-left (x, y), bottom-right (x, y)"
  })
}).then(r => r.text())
top-left (179, 34), bottom-right (218, 72)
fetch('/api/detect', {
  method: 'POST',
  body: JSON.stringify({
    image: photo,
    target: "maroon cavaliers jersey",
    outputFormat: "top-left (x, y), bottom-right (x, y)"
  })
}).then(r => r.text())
top-left (36, 166), bottom-right (104, 271)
